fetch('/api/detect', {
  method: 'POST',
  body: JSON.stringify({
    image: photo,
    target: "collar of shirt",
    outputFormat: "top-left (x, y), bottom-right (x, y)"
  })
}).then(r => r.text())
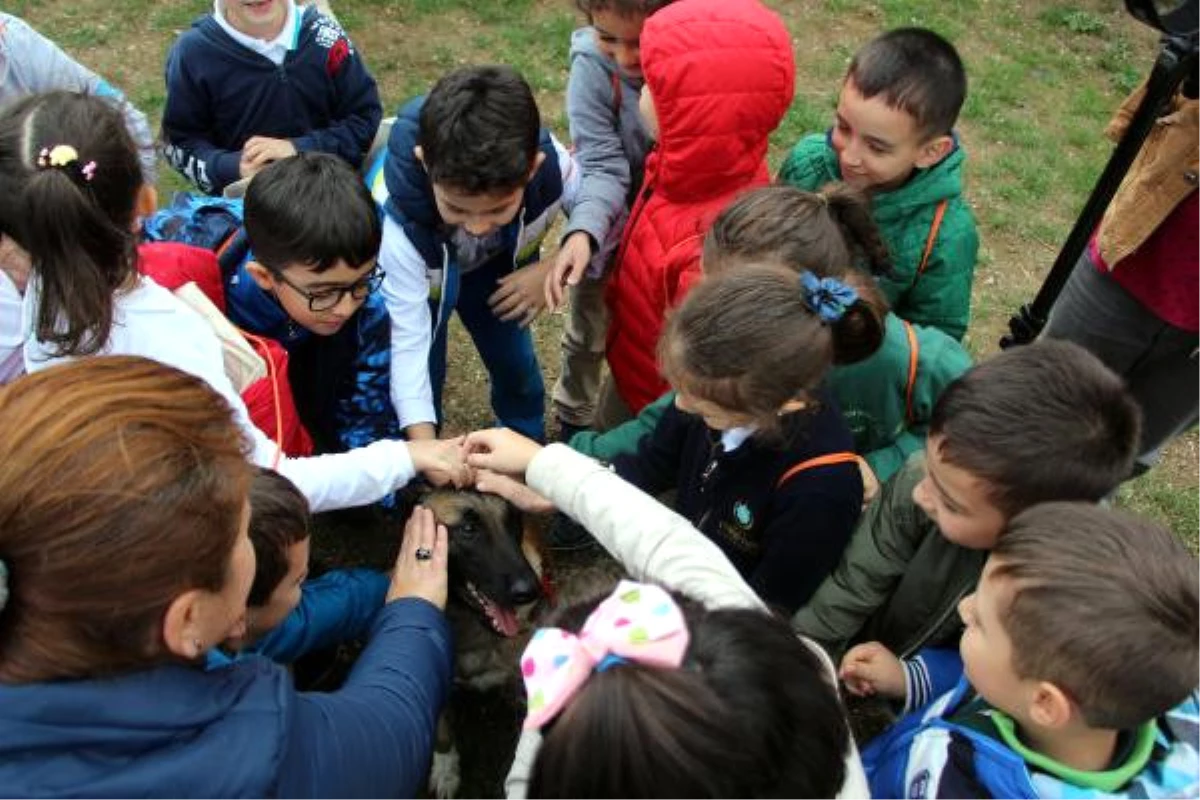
top-left (213, 0), bottom-right (299, 66)
top-left (720, 425), bottom-right (756, 454)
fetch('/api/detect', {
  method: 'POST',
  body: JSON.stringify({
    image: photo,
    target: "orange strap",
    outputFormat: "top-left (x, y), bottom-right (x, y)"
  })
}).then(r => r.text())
top-left (240, 329), bottom-right (285, 470)
top-left (916, 199), bottom-right (948, 277)
top-left (776, 451), bottom-right (862, 489)
top-left (903, 320), bottom-right (919, 427)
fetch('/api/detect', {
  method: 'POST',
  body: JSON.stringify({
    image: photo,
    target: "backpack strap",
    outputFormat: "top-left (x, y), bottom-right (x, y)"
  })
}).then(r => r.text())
top-left (916, 199), bottom-right (949, 277)
top-left (239, 329), bottom-right (285, 470)
top-left (216, 228), bottom-right (252, 280)
top-left (903, 320), bottom-right (920, 426)
top-left (776, 452), bottom-right (862, 489)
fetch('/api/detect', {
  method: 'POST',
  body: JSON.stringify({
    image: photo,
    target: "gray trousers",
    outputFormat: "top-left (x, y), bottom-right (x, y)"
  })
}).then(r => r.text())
top-left (1042, 251), bottom-right (1198, 465)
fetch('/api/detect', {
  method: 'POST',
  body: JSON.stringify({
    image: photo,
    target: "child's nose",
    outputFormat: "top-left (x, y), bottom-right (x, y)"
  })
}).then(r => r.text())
top-left (465, 218), bottom-right (494, 236)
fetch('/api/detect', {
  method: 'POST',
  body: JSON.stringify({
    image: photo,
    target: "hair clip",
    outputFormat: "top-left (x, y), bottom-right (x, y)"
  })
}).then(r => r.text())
top-left (35, 144), bottom-right (96, 183)
top-left (799, 270), bottom-right (858, 324)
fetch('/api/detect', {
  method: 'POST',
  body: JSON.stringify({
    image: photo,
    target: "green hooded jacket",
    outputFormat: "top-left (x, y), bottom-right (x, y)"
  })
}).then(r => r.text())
top-left (570, 313), bottom-right (972, 483)
top-left (778, 133), bottom-right (980, 340)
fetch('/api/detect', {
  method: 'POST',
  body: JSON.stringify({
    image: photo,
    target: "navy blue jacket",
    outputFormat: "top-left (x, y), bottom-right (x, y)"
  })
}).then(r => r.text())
top-left (163, 6), bottom-right (381, 194)
top-left (380, 96), bottom-right (564, 332)
top-left (614, 394), bottom-right (863, 614)
top-left (0, 599), bottom-right (452, 798)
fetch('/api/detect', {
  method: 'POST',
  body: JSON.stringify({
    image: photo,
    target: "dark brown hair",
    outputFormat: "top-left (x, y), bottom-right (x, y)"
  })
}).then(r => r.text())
top-left (929, 340), bottom-right (1140, 517)
top-left (528, 591), bottom-right (849, 797)
top-left (247, 468), bottom-right (311, 608)
top-left (659, 264), bottom-right (886, 432)
top-left (848, 27), bottom-right (967, 140)
top-left (0, 357), bottom-right (252, 683)
top-left (702, 183), bottom-right (893, 279)
top-left (574, 0), bottom-right (677, 17)
top-left (0, 92), bottom-right (142, 357)
top-left (991, 502), bottom-right (1198, 729)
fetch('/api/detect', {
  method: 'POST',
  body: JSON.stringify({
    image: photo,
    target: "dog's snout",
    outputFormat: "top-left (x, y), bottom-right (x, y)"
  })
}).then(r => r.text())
top-left (508, 575), bottom-right (541, 606)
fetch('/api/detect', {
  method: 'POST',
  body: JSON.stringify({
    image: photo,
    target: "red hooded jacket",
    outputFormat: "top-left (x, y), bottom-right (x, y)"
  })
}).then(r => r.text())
top-left (604, 0), bottom-right (795, 413)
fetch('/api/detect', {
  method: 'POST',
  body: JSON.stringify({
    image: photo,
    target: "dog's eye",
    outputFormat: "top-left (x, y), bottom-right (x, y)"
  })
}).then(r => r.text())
top-left (458, 521), bottom-right (478, 537)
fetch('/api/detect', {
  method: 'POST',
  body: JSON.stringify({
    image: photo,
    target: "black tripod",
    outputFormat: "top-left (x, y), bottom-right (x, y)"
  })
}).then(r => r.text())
top-left (1001, 0), bottom-right (1199, 348)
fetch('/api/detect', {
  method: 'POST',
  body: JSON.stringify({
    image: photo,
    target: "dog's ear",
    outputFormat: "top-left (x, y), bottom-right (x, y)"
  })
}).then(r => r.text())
top-left (395, 480), bottom-right (434, 521)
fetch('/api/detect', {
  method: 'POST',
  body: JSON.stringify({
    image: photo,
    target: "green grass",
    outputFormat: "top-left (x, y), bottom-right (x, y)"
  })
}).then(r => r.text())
top-left (20, 0), bottom-right (1197, 542)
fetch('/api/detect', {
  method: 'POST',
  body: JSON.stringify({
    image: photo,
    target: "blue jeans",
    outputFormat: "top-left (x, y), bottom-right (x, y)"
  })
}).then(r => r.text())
top-left (429, 258), bottom-right (545, 441)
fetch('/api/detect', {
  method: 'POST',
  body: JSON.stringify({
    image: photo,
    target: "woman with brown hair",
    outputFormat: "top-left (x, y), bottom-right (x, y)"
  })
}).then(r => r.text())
top-left (0, 356), bottom-right (453, 797)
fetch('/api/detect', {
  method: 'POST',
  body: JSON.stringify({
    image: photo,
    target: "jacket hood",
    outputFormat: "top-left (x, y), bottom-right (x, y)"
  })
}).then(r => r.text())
top-left (641, 0), bottom-right (795, 200)
top-left (0, 661), bottom-right (290, 797)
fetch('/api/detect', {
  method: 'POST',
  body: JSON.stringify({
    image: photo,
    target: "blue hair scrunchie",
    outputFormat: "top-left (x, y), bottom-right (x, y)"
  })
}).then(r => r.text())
top-left (799, 271), bottom-right (858, 324)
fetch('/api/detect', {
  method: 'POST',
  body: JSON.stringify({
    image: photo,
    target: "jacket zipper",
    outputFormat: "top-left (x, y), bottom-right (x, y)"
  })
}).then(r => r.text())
top-left (898, 584), bottom-right (970, 660)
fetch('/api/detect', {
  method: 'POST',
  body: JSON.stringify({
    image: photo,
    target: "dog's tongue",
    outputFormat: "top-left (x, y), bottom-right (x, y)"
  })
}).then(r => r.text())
top-left (494, 605), bottom-right (520, 638)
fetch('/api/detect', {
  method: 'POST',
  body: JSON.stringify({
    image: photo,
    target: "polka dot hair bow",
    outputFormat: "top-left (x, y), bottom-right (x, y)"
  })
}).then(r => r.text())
top-left (520, 580), bottom-right (690, 730)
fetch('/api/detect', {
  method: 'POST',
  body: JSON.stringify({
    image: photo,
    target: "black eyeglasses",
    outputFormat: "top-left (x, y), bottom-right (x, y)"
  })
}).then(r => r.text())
top-left (272, 265), bottom-right (383, 312)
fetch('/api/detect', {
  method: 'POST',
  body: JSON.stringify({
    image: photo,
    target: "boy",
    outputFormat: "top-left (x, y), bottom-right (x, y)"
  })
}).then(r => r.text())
top-left (601, 0), bottom-right (794, 423)
top-left (230, 152), bottom-right (398, 454)
top-left (162, 0), bottom-right (381, 196)
top-left (850, 503), bottom-right (1199, 798)
top-left (544, 0), bottom-right (674, 441)
top-left (211, 468), bottom-right (389, 668)
top-left (792, 340), bottom-right (1141, 661)
top-left (779, 27), bottom-right (978, 341)
top-left (378, 65), bottom-right (581, 443)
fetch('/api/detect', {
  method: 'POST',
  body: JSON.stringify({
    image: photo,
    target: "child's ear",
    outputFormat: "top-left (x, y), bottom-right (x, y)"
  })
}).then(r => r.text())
top-left (526, 151), bottom-right (546, 184)
top-left (1028, 681), bottom-right (1075, 730)
top-left (413, 145), bottom-right (425, 168)
top-left (245, 261), bottom-right (277, 292)
top-left (914, 134), bottom-right (954, 169)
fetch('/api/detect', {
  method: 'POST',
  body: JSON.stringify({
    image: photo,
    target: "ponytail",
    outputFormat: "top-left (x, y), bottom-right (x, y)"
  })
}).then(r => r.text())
top-left (828, 270), bottom-right (887, 365)
top-left (817, 182), bottom-right (894, 278)
top-left (0, 93), bottom-right (143, 357)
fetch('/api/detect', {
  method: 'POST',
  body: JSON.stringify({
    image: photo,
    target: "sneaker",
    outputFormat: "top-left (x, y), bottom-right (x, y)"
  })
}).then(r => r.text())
top-left (547, 511), bottom-right (598, 552)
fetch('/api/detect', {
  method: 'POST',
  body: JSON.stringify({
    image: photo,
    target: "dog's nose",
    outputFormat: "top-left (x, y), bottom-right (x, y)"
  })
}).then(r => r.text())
top-left (508, 576), bottom-right (541, 605)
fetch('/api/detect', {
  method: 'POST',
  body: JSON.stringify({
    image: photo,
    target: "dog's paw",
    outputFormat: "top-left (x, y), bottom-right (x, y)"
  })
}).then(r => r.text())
top-left (428, 746), bottom-right (461, 799)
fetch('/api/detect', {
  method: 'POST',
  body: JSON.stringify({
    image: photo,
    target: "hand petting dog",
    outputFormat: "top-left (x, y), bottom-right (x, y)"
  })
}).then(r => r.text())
top-left (464, 428), bottom-right (555, 513)
top-left (387, 506), bottom-right (450, 609)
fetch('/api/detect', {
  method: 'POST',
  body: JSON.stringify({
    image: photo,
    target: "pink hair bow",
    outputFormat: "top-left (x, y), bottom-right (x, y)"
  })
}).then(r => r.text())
top-left (520, 580), bottom-right (690, 730)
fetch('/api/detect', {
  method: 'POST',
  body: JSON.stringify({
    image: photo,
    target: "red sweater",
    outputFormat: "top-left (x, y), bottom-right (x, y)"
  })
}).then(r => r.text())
top-left (604, 0), bottom-right (795, 413)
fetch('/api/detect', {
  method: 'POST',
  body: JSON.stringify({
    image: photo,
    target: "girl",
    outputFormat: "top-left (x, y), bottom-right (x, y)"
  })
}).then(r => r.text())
top-left (610, 263), bottom-right (886, 612)
top-left (464, 427), bottom-right (870, 798)
top-left (0, 91), bottom-right (467, 512)
top-left (0, 356), bottom-right (451, 796)
top-left (573, 183), bottom-right (973, 485)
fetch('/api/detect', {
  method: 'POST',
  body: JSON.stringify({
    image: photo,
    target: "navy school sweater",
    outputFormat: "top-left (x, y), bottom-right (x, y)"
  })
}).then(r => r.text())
top-left (162, 5), bottom-right (381, 194)
top-left (613, 393), bottom-right (864, 614)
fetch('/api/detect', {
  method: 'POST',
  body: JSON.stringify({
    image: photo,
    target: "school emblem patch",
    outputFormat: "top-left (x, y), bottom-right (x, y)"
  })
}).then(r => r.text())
top-left (733, 500), bottom-right (753, 529)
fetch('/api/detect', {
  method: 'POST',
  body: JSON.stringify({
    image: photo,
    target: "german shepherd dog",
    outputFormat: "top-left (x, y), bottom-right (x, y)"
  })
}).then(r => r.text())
top-left (416, 488), bottom-right (548, 798)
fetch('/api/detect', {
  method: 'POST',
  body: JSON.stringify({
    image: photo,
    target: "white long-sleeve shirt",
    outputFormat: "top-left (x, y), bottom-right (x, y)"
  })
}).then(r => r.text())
top-left (378, 136), bottom-right (581, 430)
top-left (18, 275), bottom-right (417, 513)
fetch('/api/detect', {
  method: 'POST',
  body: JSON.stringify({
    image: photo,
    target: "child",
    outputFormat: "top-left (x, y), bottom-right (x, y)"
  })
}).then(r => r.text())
top-left (793, 340), bottom-right (1141, 660)
top-left (232, 152), bottom-right (399, 454)
top-left (1042, 82), bottom-right (1197, 473)
top-left (162, 0), bottom-right (381, 195)
top-left (848, 503), bottom-right (1199, 798)
top-left (573, 184), bottom-right (973, 485)
top-left (209, 468), bottom-right (389, 668)
top-left (779, 27), bottom-right (978, 340)
top-left (611, 265), bottom-right (884, 612)
top-left (461, 427), bottom-right (870, 798)
top-left (544, 0), bottom-right (676, 441)
top-left (0, 91), bottom-right (467, 514)
top-left (0, 12), bottom-right (156, 184)
top-left (601, 0), bottom-right (795, 424)
top-left (378, 65), bottom-right (581, 442)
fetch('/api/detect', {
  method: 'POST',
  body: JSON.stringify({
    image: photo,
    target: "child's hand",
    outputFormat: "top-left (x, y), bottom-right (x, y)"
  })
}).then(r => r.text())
top-left (462, 427), bottom-right (543, 476)
top-left (387, 506), bottom-right (449, 609)
top-left (474, 468), bottom-right (555, 514)
top-left (858, 459), bottom-right (880, 506)
top-left (545, 231), bottom-right (593, 310)
top-left (840, 641), bottom-right (906, 699)
top-left (489, 261), bottom-right (551, 327)
top-left (408, 436), bottom-right (472, 488)
top-left (242, 136), bottom-right (297, 168)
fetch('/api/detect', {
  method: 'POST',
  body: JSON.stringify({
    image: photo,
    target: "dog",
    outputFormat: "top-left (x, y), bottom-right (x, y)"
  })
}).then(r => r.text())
top-left (413, 487), bottom-right (549, 798)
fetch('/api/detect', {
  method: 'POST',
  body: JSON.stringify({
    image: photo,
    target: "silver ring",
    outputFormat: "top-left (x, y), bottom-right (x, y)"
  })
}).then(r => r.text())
top-left (415, 546), bottom-right (433, 562)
